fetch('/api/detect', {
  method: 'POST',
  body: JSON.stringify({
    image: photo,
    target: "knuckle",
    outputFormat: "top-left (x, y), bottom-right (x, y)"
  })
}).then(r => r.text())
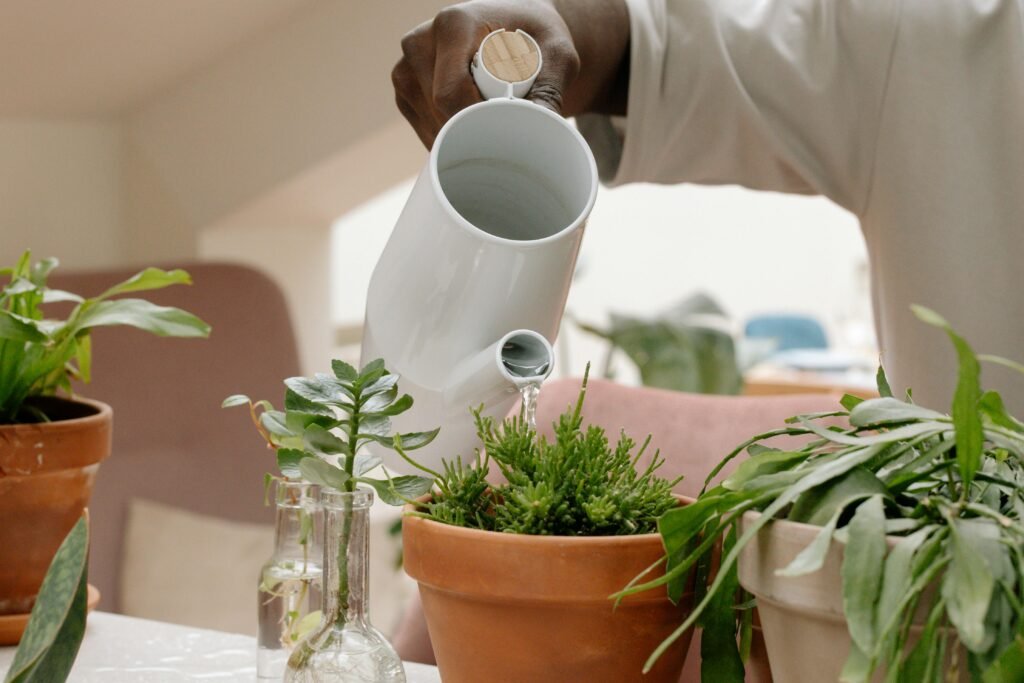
top-left (528, 83), bottom-right (564, 111)
top-left (432, 5), bottom-right (466, 33)
top-left (391, 62), bottom-right (413, 90)
top-left (399, 24), bottom-right (429, 58)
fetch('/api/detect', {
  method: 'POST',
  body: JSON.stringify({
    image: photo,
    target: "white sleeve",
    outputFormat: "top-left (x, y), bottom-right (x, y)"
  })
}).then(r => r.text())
top-left (578, 0), bottom-right (902, 214)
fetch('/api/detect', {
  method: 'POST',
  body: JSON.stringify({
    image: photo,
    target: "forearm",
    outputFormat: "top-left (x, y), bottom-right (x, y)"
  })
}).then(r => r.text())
top-left (551, 0), bottom-right (630, 117)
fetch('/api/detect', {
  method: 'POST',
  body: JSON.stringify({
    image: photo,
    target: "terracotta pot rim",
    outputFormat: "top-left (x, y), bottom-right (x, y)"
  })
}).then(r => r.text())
top-left (0, 395), bottom-right (111, 430)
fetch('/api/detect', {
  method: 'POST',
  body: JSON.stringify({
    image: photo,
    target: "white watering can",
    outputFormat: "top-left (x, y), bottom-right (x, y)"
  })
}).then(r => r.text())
top-left (361, 30), bottom-right (598, 473)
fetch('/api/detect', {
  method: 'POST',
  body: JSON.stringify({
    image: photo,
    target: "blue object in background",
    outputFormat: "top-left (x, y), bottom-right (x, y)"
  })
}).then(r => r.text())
top-left (744, 314), bottom-right (829, 351)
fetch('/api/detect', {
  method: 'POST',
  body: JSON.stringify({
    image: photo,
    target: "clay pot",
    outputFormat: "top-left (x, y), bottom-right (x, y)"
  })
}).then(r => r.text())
top-left (403, 504), bottom-right (694, 683)
top-left (0, 396), bottom-right (111, 616)
top-left (738, 512), bottom-right (966, 683)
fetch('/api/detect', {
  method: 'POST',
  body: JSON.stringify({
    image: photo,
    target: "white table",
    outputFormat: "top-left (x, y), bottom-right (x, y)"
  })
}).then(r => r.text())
top-left (0, 612), bottom-right (440, 682)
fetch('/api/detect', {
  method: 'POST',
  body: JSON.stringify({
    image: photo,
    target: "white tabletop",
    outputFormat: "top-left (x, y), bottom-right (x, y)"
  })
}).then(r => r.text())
top-left (0, 612), bottom-right (440, 682)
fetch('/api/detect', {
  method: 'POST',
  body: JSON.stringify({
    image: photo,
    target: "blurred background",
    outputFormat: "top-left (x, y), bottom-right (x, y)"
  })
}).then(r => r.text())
top-left (1, 0), bottom-right (876, 640)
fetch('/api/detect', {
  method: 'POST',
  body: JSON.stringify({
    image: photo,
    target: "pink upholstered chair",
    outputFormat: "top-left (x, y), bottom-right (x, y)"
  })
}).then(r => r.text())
top-left (50, 262), bottom-right (301, 613)
top-left (393, 377), bottom-right (843, 681)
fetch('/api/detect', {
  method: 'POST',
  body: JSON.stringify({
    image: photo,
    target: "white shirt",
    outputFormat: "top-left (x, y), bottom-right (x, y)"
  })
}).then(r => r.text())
top-left (579, 0), bottom-right (1024, 413)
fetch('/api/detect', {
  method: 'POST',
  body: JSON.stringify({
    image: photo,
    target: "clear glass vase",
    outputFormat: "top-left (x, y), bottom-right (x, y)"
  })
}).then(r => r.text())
top-left (258, 480), bottom-right (323, 681)
top-left (285, 488), bottom-right (405, 683)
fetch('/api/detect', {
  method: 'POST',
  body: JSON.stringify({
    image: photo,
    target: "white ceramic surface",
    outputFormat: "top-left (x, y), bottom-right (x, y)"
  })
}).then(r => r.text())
top-left (0, 612), bottom-right (440, 682)
top-left (361, 86), bottom-right (597, 473)
top-left (471, 29), bottom-right (542, 99)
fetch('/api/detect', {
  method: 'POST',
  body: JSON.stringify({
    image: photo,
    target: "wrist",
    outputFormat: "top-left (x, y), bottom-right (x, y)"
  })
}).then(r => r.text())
top-left (550, 0), bottom-right (630, 116)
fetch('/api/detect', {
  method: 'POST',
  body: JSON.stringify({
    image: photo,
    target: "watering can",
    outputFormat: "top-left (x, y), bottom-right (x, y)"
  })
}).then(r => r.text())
top-left (361, 30), bottom-right (598, 473)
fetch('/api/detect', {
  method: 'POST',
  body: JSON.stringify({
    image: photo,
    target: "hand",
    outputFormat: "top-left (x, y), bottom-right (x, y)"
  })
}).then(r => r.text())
top-left (392, 0), bottom-right (630, 148)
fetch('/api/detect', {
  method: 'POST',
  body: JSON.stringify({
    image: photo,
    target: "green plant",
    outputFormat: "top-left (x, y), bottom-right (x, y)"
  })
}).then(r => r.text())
top-left (407, 367), bottom-right (681, 536)
top-left (224, 359), bottom-right (437, 647)
top-left (577, 292), bottom-right (742, 395)
top-left (0, 251), bottom-right (210, 423)
top-left (622, 306), bottom-right (1024, 682)
top-left (3, 515), bottom-right (89, 683)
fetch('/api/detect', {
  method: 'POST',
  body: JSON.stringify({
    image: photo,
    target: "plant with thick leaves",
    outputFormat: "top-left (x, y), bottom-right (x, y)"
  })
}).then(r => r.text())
top-left (621, 306), bottom-right (1024, 682)
top-left (0, 251), bottom-right (210, 424)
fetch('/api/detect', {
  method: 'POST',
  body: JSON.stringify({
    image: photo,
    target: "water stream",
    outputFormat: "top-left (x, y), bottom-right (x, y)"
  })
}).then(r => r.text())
top-left (518, 381), bottom-right (541, 432)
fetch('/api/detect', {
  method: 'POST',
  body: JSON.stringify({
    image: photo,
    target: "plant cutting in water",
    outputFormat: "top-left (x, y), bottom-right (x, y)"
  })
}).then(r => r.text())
top-left (226, 359), bottom-right (437, 680)
top-left (404, 366), bottom-right (681, 536)
top-left (621, 306), bottom-right (1024, 682)
top-left (0, 250), bottom-right (210, 424)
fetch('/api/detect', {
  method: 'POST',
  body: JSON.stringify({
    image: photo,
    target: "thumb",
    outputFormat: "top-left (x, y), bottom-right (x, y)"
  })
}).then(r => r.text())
top-left (525, 37), bottom-right (580, 114)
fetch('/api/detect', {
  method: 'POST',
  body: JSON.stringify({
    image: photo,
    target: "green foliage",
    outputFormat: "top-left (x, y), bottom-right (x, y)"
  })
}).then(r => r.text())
top-left (578, 292), bottom-right (743, 395)
top-left (621, 306), bottom-right (1024, 681)
top-left (223, 359), bottom-right (436, 503)
top-left (0, 251), bottom-right (210, 424)
top-left (410, 368), bottom-right (681, 536)
top-left (4, 516), bottom-right (89, 683)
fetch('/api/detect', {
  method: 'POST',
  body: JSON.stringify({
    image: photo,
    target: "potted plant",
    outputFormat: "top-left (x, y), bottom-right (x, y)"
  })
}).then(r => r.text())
top-left (400, 367), bottom-right (694, 682)
top-left (226, 359), bottom-right (437, 682)
top-left (0, 251), bottom-right (209, 638)
top-left (623, 306), bottom-right (1024, 682)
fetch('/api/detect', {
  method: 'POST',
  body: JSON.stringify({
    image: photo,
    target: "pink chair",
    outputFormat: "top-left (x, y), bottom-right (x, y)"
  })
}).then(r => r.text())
top-left (394, 377), bottom-right (843, 681)
top-left (50, 262), bottom-right (301, 612)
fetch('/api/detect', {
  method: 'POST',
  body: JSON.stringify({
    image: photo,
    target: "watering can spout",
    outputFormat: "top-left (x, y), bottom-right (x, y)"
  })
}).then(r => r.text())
top-left (444, 330), bottom-right (554, 411)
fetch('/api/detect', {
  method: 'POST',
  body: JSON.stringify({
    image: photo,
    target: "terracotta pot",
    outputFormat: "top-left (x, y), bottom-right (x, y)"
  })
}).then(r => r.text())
top-left (403, 505), bottom-right (694, 683)
top-left (738, 512), bottom-right (966, 683)
top-left (0, 396), bottom-right (112, 616)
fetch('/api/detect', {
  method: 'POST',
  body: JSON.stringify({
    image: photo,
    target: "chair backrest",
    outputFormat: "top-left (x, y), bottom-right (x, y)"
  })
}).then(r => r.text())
top-left (744, 314), bottom-right (828, 351)
top-left (50, 262), bottom-right (301, 611)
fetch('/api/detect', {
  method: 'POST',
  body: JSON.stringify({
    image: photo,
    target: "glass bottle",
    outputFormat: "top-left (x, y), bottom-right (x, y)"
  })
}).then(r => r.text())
top-left (285, 488), bottom-right (405, 683)
top-left (258, 480), bottom-right (323, 681)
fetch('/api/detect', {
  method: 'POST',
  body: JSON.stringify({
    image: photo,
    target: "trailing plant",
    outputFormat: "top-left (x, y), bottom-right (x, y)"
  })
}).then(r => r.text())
top-left (620, 306), bottom-right (1024, 682)
top-left (224, 358), bottom-right (437, 665)
top-left (0, 250), bottom-right (210, 424)
top-left (407, 367), bottom-right (682, 536)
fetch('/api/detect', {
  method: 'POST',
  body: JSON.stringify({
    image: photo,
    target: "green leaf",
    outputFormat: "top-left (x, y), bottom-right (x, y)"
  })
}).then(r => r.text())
top-left (722, 449), bottom-right (805, 491)
top-left (849, 397), bottom-right (946, 428)
top-left (331, 359), bottom-right (358, 381)
top-left (699, 526), bottom-right (744, 683)
top-left (40, 289), bottom-right (83, 305)
top-left (260, 411), bottom-right (295, 438)
top-left (284, 389), bottom-right (336, 417)
top-left (841, 393), bottom-right (865, 412)
top-left (353, 453), bottom-right (382, 477)
top-left (0, 310), bottom-right (47, 343)
top-left (789, 467), bottom-right (888, 526)
top-left (277, 449), bottom-right (310, 479)
top-left (73, 299), bottom-right (210, 338)
top-left (838, 641), bottom-right (873, 683)
top-left (873, 527), bottom-right (932, 649)
top-left (74, 334), bottom-right (91, 384)
top-left (5, 516), bottom-right (89, 683)
top-left (96, 267), bottom-right (192, 300)
top-left (912, 305), bottom-right (983, 489)
top-left (221, 394), bottom-right (251, 409)
top-left (29, 257), bottom-right (58, 287)
top-left (984, 634), bottom-right (1024, 683)
top-left (298, 458), bottom-right (350, 491)
top-left (362, 384), bottom-right (399, 413)
top-left (358, 474), bottom-right (433, 506)
top-left (285, 375), bottom-right (352, 406)
top-left (979, 391), bottom-right (1024, 433)
top-left (396, 429), bottom-right (439, 451)
top-left (842, 495), bottom-right (886, 655)
top-left (359, 358), bottom-right (385, 378)
top-left (363, 373), bottom-right (399, 398)
top-left (943, 518), bottom-right (995, 652)
top-left (776, 507), bottom-right (841, 577)
top-left (303, 424), bottom-right (349, 457)
top-left (876, 365), bottom-right (893, 398)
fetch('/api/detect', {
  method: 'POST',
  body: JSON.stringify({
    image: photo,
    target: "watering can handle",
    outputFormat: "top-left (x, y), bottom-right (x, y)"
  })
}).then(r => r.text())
top-left (472, 29), bottom-right (542, 100)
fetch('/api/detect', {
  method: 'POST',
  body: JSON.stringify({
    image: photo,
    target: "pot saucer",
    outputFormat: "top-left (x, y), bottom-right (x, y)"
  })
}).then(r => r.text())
top-left (0, 584), bottom-right (100, 645)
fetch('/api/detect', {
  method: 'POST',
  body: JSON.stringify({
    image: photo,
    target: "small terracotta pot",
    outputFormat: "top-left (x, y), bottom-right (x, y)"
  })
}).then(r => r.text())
top-left (738, 511), bottom-right (966, 683)
top-left (403, 502), bottom-right (694, 683)
top-left (0, 396), bottom-right (111, 616)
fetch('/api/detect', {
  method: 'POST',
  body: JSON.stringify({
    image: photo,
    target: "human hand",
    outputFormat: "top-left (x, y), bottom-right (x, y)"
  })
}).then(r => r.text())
top-left (392, 0), bottom-right (629, 148)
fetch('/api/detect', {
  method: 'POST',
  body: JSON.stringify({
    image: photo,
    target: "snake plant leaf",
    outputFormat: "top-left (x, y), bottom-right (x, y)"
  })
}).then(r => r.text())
top-left (72, 299), bottom-right (210, 338)
top-left (4, 516), bottom-right (89, 683)
top-left (943, 518), bottom-right (995, 652)
top-left (841, 495), bottom-right (886, 655)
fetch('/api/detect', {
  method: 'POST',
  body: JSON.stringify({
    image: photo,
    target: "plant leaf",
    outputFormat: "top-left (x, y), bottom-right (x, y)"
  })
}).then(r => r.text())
top-left (363, 393), bottom-right (414, 417)
top-left (0, 310), bottom-right (47, 343)
top-left (298, 458), bottom-right (350, 491)
top-left (722, 450), bottom-right (805, 491)
top-left (73, 299), bottom-right (210, 338)
top-left (776, 507), bottom-right (842, 577)
top-left (353, 453), bottom-right (382, 477)
top-left (96, 267), bottom-right (192, 300)
top-left (943, 518), bottom-right (995, 652)
top-left (876, 365), bottom-right (894, 398)
top-left (331, 359), bottom-right (358, 381)
top-left (284, 389), bottom-right (335, 417)
top-left (789, 467), bottom-right (888, 526)
top-left (277, 449), bottom-right (310, 480)
top-left (4, 516), bottom-right (89, 683)
top-left (358, 475), bottom-right (433, 506)
top-left (303, 424), bottom-right (349, 457)
top-left (842, 495), bottom-right (886, 655)
top-left (285, 376), bottom-right (351, 406)
top-left (221, 394), bottom-right (251, 409)
top-left (849, 397), bottom-right (946, 428)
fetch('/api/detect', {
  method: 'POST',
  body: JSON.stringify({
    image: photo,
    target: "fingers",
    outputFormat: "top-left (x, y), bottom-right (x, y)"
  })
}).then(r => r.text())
top-left (525, 33), bottom-right (581, 115)
top-left (431, 6), bottom-right (486, 120)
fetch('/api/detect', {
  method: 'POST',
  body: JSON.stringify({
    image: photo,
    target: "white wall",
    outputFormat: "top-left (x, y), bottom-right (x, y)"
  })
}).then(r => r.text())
top-left (0, 120), bottom-right (123, 269)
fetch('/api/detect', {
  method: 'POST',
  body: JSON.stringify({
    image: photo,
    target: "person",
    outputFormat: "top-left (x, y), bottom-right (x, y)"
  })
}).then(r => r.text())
top-left (391, 0), bottom-right (1024, 414)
